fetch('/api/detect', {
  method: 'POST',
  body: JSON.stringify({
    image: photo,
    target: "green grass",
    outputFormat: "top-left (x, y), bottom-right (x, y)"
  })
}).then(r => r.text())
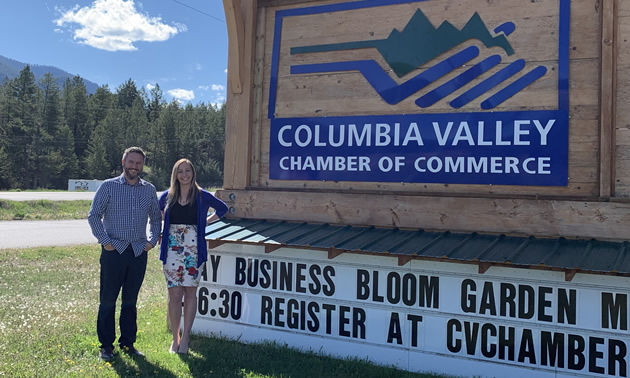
top-left (4, 188), bottom-right (67, 192)
top-left (0, 199), bottom-right (92, 220)
top-left (0, 245), bottom-right (443, 378)
top-left (0, 186), bottom-right (222, 221)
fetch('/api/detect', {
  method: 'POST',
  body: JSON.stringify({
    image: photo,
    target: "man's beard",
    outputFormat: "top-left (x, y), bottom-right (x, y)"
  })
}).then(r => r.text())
top-left (124, 167), bottom-right (141, 180)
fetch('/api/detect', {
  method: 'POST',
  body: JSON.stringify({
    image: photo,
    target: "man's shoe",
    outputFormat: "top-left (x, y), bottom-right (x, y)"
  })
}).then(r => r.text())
top-left (100, 347), bottom-right (115, 361)
top-left (121, 344), bottom-right (145, 357)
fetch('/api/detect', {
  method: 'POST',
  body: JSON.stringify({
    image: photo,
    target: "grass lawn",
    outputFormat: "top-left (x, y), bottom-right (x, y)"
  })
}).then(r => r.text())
top-left (0, 245), bottom-right (443, 378)
top-left (0, 187), bottom-right (222, 221)
top-left (0, 200), bottom-right (92, 221)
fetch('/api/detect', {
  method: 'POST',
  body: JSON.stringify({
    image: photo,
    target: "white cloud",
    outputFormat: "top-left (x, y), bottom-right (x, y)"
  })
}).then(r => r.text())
top-left (224, 68), bottom-right (228, 74)
top-left (198, 85), bottom-right (210, 91)
top-left (146, 83), bottom-right (155, 90)
top-left (54, 0), bottom-right (184, 52)
top-left (167, 88), bottom-right (195, 102)
top-left (210, 93), bottom-right (226, 108)
top-left (211, 84), bottom-right (225, 91)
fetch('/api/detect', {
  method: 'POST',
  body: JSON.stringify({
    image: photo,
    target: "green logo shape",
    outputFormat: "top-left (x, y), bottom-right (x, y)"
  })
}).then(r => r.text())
top-left (291, 9), bottom-right (514, 78)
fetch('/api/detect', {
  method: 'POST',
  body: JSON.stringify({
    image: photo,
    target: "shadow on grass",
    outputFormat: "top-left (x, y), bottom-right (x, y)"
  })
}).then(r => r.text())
top-left (109, 352), bottom-right (179, 378)
top-left (176, 335), bottom-right (435, 378)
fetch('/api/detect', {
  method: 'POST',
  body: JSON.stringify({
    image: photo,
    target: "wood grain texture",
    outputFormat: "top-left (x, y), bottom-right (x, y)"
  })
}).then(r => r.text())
top-left (599, 0), bottom-right (617, 198)
top-left (224, 0), bottom-right (244, 94)
top-left (615, 2), bottom-right (630, 197)
top-left (223, 0), bottom-right (258, 190)
top-left (250, 6), bottom-right (267, 187)
top-left (216, 189), bottom-right (630, 241)
top-left (248, 0), bottom-right (603, 199)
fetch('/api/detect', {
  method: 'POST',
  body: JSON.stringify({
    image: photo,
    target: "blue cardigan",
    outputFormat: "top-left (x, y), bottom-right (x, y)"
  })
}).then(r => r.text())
top-left (159, 189), bottom-right (228, 267)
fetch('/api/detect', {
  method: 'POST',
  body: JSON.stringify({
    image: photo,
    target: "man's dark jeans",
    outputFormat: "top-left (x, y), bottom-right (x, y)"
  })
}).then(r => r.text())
top-left (97, 245), bottom-right (147, 349)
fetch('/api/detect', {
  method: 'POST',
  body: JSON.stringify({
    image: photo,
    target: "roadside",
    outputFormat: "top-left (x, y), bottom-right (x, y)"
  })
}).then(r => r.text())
top-left (0, 192), bottom-right (96, 247)
top-left (0, 191), bottom-right (95, 201)
top-left (0, 219), bottom-right (96, 248)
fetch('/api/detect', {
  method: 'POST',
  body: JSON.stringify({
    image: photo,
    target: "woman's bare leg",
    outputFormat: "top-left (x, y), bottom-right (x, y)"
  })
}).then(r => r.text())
top-left (177, 287), bottom-right (198, 354)
top-left (168, 287), bottom-right (184, 352)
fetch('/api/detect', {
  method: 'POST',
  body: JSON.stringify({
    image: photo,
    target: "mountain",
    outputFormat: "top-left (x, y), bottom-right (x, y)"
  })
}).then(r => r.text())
top-left (291, 9), bottom-right (514, 78)
top-left (0, 55), bottom-right (99, 94)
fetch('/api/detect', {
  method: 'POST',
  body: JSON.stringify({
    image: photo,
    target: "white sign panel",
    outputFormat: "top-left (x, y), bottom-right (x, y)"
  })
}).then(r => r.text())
top-left (193, 244), bottom-right (630, 377)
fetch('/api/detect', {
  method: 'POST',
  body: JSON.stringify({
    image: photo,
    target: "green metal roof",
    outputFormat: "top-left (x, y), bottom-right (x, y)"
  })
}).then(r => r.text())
top-left (205, 218), bottom-right (630, 280)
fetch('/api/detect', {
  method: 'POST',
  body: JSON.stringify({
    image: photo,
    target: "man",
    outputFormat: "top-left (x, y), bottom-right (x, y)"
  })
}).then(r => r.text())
top-left (88, 146), bottom-right (161, 360)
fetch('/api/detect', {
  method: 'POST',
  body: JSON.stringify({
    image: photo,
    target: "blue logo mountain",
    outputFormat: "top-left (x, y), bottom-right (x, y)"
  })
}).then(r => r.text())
top-left (291, 9), bottom-right (515, 78)
top-left (289, 8), bottom-right (546, 110)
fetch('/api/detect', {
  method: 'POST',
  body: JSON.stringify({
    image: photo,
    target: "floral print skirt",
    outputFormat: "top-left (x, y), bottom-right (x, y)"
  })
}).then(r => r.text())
top-left (163, 224), bottom-right (201, 288)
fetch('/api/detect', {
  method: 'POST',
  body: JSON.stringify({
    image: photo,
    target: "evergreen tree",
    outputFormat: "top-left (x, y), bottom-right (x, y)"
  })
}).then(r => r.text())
top-left (0, 79), bottom-right (12, 188)
top-left (124, 97), bottom-right (149, 147)
top-left (146, 101), bottom-right (180, 189)
top-left (147, 83), bottom-right (165, 123)
top-left (116, 79), bottom-right (141, 109)
top-left (63, 76), bottom-right (90, 165)
top-left (89, 85), bottom-right (114, 129)
top-left (50, 124), bottom-right (79, 188)
top-left (7, 66), bottom-right (41, 188)
top-left (37, 73), bottom-right (59, 188)
top-left (0, 145), bottom-right (13, 189)
top-left (84, 121), bottom-right (111, 179)
top-left (0, 68), bottom-right (227, 190)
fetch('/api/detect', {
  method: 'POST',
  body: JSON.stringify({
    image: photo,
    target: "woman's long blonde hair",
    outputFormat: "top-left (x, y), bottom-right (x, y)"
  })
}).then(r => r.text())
top-left (166, 158), bottom-right (202, 211)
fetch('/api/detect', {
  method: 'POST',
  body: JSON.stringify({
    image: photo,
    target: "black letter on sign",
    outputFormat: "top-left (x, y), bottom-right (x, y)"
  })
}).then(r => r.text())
top-left (353, 308), bottom-right (366, 339)
top-left (339, 306), bottom-right (351, 337)
top-left (387, 312), bottom-right (402, 345)
top-left (461, 279), bottom-right (476, 313)
top-left (568, 334), bottom-right (586, 371)
top-left (518, 285), bottom-right (535, 319)
top-left (518, 329), bottom-right (536, 364)
top-left (407, 314), bottom-right (423, 347)
top-left (446, 319), bottom-right (461, 353)
top-left (323, 266), bottom-right (335, 296)
top-left (260, 296), bottom-right (272, 325)
top-left (541, 331), bottom-right (564, 368)
top-left (356, 269), bottom-right (369, 300)
top-left (235, 257), bottom-right (246, 285)
top-left (558, 288), bottom-right (576, 325)
top-left (201, 263), bottom-right (208, 281)
top-left (538, 286), bottom-right (553, 322)
top-left (602, 292), bottom-right (628, 330)
top-left (608, 338), bottom-right (627, 377)
top-left (209, 255), bottom-right (221, 282)
top-left (588, 337), bottom-right (605, 374)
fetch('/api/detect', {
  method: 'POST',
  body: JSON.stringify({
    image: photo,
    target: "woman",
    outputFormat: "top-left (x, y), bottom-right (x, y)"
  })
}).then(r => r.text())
top-left (159, 158), bottom-right (228, 354)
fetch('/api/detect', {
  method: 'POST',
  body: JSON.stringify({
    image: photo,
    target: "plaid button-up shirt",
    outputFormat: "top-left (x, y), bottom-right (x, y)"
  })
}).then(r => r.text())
top-left (88, 174), bottom-right (162, 257)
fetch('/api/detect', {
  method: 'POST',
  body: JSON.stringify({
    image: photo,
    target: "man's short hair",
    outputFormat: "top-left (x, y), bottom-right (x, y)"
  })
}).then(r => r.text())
top-left (123, 146), bottom-right (146, 162)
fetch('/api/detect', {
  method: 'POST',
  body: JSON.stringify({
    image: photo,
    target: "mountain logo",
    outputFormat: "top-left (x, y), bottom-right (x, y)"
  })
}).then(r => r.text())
top-left (289, 9), bottom-right (547, 110)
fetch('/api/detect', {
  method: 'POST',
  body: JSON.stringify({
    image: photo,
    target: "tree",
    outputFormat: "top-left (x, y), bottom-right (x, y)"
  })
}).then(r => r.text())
top-left (63, 76), bottom-right (90, 165)
top-left (37, 73), bottom-right (65, 188)
top-left (6, 66), bottom-right (41, 188)
top-left (116, 79), bottom-right (141, 109)
top-left (84, 121), bottom-right (111, 179)
top-left (49, 124), bottom-right (79, 188)
top-left (147, 83), bottom-right (165, 123)
top-left (0, 68), bottom-right (227, 190)
top-left (0, 146), bottom-right (14, 189)
top-left (89, 85), bottom-right (114, 128)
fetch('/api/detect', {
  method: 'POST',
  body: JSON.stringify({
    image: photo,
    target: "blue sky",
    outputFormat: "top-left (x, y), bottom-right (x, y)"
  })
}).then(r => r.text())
top-left (0, 0), bottom-right (228, 105)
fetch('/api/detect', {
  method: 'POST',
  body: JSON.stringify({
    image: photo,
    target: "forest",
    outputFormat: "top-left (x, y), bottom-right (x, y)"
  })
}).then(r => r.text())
top-left (0, 65), bottom-right (226, 191)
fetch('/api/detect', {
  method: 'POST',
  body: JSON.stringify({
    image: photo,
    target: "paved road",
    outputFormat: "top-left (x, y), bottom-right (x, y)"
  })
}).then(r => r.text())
top-left (0, 192), bottom-right (96, 201)
top-left (0, 191), bottom-right (162, 249)
top-left (0, 219), bottom-right (97, 248)
top-left (0, 192), bottom-right (97, 248)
